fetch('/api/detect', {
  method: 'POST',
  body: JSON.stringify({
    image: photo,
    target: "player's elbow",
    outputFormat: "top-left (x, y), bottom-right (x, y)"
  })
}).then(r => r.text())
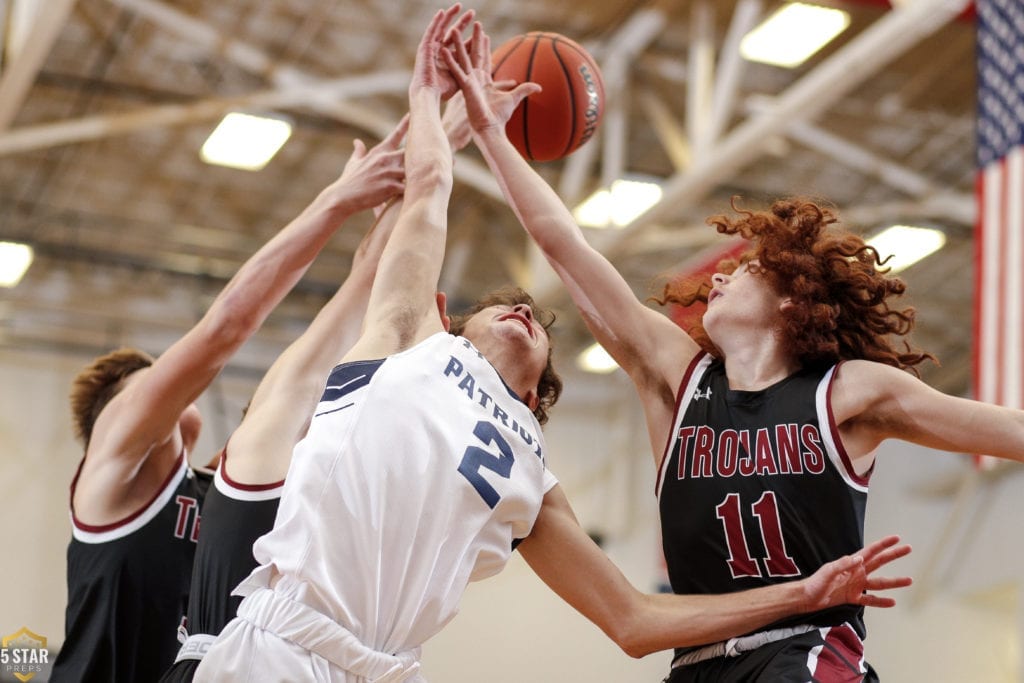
top-left (615, 629), bottom-right (656, 659)
top-left (618, 638), bottom-right (648, 659)
top-left (606, 613), bottom-right (656, 659)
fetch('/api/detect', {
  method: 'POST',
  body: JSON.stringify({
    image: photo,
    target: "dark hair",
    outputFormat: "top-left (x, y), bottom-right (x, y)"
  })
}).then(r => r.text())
top-left (69, 347), bottom-right (155, 445)
top-left (448, 286), bottom-right (562, 424)
top-left (654, 197), bottom-right (936, 374)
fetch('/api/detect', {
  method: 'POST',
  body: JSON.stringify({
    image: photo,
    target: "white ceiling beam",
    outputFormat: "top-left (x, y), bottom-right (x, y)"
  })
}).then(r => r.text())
top-left (705, 0), bottom-right (762, 147)
top-left (785, 120), bottom-right (935, 197)
top-left (638, 91), bottom-right (689, 172)
top-left (558, 8), bottom-right (665, 205)
top-left (104, 0), bottom-right (501, 200)
top-left (600, 9), bottom-right (667, 188)
top-left (841, 193), bottom-right (976, 228)
top-left (0, 72), bottom-right (409, 156)
top-left (738, 90), bottom-right (943, 198)
top-left (535, 0), bottom-right (974, 304)
top-left (557, 119), bottom-right (601, 207)
top-left (0, 0), bottom-right (77, 131)
top-left (686, 0), bottom-right (715, 162)
top-left (107, 0), bottom-right (281, 77)
top-left (647, 0), bottom-right (974, 231)
top-left (600, 55), bottom-right (629, 189)
top-left (614, 192), bottom-right (976, 258)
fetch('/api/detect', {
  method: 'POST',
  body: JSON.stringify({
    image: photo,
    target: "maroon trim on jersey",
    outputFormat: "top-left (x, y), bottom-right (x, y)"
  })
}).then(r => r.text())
top-left (825, 363), bottom-right (873, 487)
top-left (808, 623), bottom-right (866, 681)
top-left (70, 450), bottom-right (186, 532)
top-left (655, 351), bottom-right (709, 494)
top-left (218, 444), bottom-right (286, 491)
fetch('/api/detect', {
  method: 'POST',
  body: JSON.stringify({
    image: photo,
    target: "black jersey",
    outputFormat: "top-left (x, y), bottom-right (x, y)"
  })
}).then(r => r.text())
top-left (182, 455), bottom-right (282, 637)
top-left (52, 452), bottom-right (210, 683)
top-left (657, 353), bottom-right (870, 659)
top-left (160, 449), bottom-right (282, 682)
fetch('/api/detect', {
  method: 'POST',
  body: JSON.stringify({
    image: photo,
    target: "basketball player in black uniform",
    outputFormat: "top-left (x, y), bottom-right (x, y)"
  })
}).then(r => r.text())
top-left (457, 40), bottom-right (1024, 680)
top-left (656, 352), bottom-right (873, 680)
top-left (53, 128), bottom-right (405, 683)
top-left (56, 435), bottom-right (212, 683)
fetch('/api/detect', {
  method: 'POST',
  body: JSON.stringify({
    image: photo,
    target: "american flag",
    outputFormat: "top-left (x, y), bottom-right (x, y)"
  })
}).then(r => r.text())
top-left (974, 0), bottom-right (1024, 467)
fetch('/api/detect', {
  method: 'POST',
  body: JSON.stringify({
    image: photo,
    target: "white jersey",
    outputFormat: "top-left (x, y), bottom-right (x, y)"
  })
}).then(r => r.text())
top-left (241, 332), bottom-right (557, 656)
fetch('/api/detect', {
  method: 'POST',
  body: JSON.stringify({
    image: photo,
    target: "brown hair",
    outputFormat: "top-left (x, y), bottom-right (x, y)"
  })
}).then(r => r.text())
top-left (69, 347), bottom-right (154, 445)
top-left (655, 197), bottom-right (936, 374)
top-left (448, 286), bottom-right (563, 424)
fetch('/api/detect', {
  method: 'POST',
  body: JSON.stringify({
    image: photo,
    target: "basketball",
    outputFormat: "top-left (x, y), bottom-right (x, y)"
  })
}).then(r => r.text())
top-left (491, 32), bottom-right (605, 162)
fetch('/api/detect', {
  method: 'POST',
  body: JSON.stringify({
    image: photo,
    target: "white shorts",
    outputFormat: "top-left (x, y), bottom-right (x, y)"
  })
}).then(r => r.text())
top-left (193, 584), bottom-right (423, 683)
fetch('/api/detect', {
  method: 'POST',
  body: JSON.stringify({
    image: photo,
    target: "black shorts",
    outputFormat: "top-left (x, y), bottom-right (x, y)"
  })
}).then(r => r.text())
top-left (158, 658), bottom-right (199, 683)
top-left (664, 624), bottom-right (879, 683)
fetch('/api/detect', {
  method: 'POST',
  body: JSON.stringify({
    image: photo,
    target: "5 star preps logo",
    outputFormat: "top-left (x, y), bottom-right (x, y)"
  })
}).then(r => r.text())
top-left (1, 627), bottom-right (50, 682)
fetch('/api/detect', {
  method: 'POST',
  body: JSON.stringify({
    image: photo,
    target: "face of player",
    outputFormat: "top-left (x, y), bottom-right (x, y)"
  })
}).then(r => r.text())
top-left (703, 261), bottom-right (789, 342)
top-left (460, 303), bottom-right (550, 393)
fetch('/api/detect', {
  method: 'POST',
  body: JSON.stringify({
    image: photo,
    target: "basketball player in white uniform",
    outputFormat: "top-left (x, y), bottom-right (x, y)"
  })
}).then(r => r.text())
top-left (195, 7), bottom-right (912, 682)
top-left (166, 79), bottom-right (487, 681)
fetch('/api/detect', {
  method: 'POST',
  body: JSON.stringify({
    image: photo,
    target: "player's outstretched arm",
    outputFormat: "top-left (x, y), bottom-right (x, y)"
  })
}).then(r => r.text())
top-left (833, 359), bottom-right (1024, 468)
top-left (84, 117), bottom-right (406, 494)
top-left (519, 486), bottom-right (912, 658)
top-left (443, 25), bottom-right (700, 388)
top-left (346, 4), bottom-right (472, 362)
top-left (220, 121), bottom-right (408, 484)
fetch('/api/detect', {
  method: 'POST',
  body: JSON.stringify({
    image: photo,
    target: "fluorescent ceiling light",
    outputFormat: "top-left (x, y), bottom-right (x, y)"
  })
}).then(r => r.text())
top-left (573, 179), bottom-right (663, 228)
top-left (866, 225), bottom-right (946, 273)
top-left (200, 112), bottom-right (293, 171)
top-left (0, 241), bottom-right (33, 287)
top-left (740, 3), bottom-right (851, 68)
top-left (577, 342), bottom-right (619, 374)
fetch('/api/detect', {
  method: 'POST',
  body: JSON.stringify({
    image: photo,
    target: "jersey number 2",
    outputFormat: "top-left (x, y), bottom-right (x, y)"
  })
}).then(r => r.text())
top-left (715, 492), bottom-right (800, 578)
top-left (458, 420), bottom-right (514, 509)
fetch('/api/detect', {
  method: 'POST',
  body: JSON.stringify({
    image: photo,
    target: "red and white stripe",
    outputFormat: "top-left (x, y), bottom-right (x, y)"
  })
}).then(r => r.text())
top-left (974, 146), bottom-right (1024, 466)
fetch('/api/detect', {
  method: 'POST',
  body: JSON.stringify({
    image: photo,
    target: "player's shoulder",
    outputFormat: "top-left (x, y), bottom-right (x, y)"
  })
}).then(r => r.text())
top-left (834, 358), bottom-right (914, 387)
top-left (831, 359), bottom-right (918, 422)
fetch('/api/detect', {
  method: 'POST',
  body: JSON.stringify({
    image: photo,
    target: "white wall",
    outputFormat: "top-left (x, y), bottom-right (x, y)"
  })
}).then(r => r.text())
top-left (863, 442), bottom-right (1023, 682)
top-left (1, 349), bottom-right (1021, 682)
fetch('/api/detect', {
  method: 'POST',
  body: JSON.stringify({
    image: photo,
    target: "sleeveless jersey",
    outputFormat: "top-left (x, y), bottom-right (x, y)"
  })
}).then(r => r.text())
top-left (53, 453), bottom-right (210, 683)
top-left (241, 332), bottom-right (557, 655)
top-left (656, 353), bottom-right (870, 659)
top-left (159, 456), bottom-right (282, 682)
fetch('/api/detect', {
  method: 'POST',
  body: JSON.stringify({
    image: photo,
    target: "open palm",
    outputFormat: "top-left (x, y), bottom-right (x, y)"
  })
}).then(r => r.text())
top-left (443, 23), bottom-right (541, 138)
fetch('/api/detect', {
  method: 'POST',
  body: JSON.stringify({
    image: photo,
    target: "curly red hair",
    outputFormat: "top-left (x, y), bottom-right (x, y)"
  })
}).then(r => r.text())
top-left (654, 197), bottom-right (936, 374)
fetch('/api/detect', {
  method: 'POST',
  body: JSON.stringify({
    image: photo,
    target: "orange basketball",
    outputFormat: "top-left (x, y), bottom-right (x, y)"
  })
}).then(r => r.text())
top-left (491, 32), bottom-right (605, 162)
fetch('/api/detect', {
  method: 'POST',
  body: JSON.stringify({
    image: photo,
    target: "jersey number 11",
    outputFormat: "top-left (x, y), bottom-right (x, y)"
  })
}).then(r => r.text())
top-left (715, 492), bottom-right (801, 579)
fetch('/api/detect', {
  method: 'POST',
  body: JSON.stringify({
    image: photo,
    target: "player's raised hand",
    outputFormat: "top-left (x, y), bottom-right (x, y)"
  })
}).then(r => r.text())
top-left (801, 535), bottom-right (913, 612)
top-left (411, 4), bottom-right (474, 101)
top-left (328, 114), bottom-right (408, 213)
top-left (443, 21), bottom-right (540, 136)
top-left (441, 78), bottom-right (517, 151)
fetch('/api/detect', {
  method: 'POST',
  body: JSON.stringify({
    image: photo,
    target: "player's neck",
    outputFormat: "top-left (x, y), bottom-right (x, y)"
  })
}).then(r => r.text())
top-left (482, 346), bottom-right (537, 407)
top-left (721, 339), bottom-right (799, 391)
